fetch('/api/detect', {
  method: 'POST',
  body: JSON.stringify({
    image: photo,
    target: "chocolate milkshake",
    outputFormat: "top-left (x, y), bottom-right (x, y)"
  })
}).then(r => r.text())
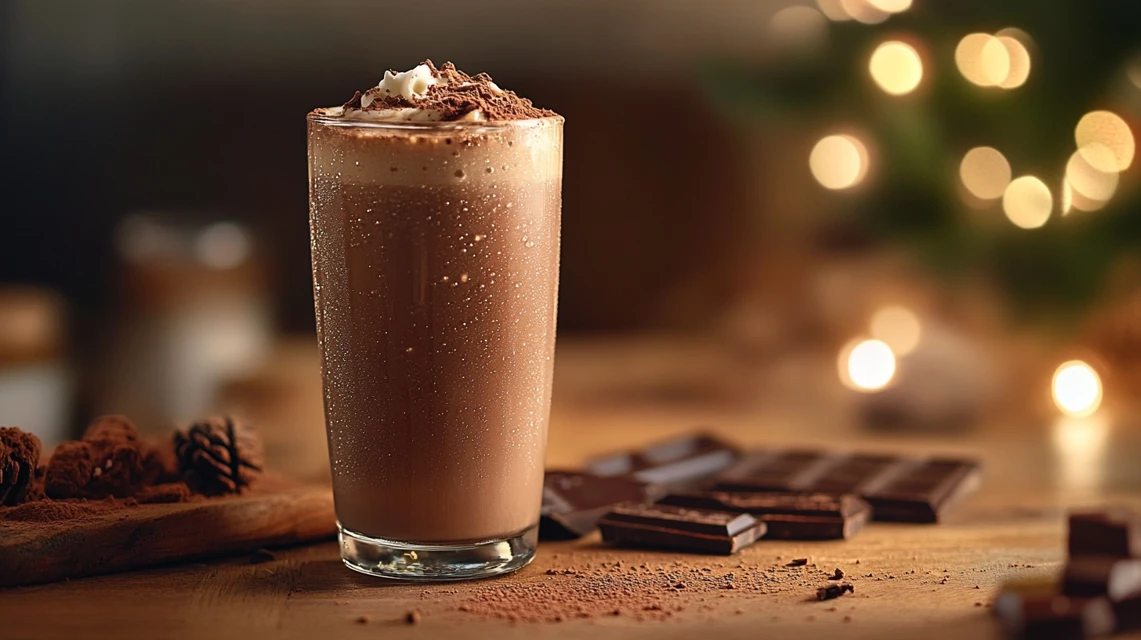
top-left (308, 62), bottom-right (562, 579)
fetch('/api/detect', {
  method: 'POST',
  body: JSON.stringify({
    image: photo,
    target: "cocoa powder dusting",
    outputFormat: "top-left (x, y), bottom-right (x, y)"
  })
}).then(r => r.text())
top-left (452, 558), bottom-right (851, 623)
top-left (352, 60), bottom-right (556, 122)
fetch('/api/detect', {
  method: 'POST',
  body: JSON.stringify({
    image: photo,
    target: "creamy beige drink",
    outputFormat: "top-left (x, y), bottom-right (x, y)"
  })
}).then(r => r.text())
top-left (308, 62), bottom-right (562, 579)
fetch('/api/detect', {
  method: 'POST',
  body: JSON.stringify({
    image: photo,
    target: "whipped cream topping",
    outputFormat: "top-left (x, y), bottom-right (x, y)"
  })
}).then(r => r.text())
top-left (360, 64), bottom-right (437, 108)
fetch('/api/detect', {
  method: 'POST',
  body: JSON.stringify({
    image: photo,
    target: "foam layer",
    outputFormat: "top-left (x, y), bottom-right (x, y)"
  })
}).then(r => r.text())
top-left (307, 115), bottom-right (563, 187)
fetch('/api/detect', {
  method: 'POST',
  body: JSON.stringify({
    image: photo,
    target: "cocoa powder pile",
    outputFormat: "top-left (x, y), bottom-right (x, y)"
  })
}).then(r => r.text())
top-left (342, 60), bottom-right (557, 122)
top-left (0, 415), bottom-right (263, 524)
top-left (448, 556), bottom-right (855, 623)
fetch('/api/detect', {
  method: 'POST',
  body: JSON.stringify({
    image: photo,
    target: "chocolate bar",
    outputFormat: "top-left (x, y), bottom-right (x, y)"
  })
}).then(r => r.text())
top-left (540, 471), bottom-right (660, 541)
top-left (1063, 556), bottom-right (1141, 601)
top-left (586, 433), bottom-right (740, 489)
top-left (1069, 510), bottom-right (1141, 558)
top-left (1113, 596), bottom-right (1141, 632)
top-left (994, 578), bottom-right (1116, 640)
top-left (656, 491), bottom-right (871, 540)
top-left (597, 503), bottom-right (765, 555)
top-left (714, 451), bottom-right (980, 523)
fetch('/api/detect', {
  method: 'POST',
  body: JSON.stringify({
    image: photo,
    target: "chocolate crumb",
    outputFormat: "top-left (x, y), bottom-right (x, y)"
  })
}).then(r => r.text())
top-left (789, 558), bottom-right (809, 567)
top-left (830, 568), bottom-right (845, 580)
top-left (844, 615), bottom-right (853, 622)
top-left (405, 610), bottom-right (422, 624)
top-left (355, 615), bottom-right (370, 624)
top-left (817, 584), bottom-right (855, 601)
top-left (249, 548), bottom-right (276, 565)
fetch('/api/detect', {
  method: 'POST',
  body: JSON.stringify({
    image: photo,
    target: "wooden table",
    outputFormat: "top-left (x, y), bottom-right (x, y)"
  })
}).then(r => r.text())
top-left (4, 337), bottom-right (1141, 639)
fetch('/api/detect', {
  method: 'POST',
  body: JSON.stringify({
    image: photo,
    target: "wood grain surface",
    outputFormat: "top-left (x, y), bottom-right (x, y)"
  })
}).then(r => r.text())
top-left (0, 476), bottom-right (335, 587)
top-left (2, 338), bottom-right (1140, 640)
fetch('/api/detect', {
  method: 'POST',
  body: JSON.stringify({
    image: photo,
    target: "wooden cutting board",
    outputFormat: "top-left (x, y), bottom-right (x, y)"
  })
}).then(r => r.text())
top-left (0, 476), bottom-right (336, 587)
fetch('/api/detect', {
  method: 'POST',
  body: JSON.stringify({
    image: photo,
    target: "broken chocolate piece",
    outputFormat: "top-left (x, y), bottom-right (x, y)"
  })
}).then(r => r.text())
top-left (658, 491), bottom-right (871, 540)
top-left (540, 471), bottom-right (661, 540)
top-left (714, 451), bottom-right (981, 523)
top-left (1069, 510), bottom-right (1141, 558)
top-left (586, 433), bottom-right (740, 489)
top-left (994, 578), bottom-right (1116, 640)
top-left (597, 503), bottom-right (764, 555)
top-left (1063, 556), bottom-right (1141, 601)
top-left (816, 583), bottom-right (854, 601)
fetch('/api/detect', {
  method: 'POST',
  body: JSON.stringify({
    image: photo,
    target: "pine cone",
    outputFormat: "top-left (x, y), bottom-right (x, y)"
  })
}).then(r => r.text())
top-left (174, 417), bottom-right (264, 495)
top-left (0, 427), bottom-right (42, 506)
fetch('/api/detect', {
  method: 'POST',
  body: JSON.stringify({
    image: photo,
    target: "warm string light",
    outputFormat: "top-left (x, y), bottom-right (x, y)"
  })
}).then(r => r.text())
top-left (1002, 176), bottom-right (1052, 229)
top-left (959, 147), bottom-right (1011, 200)
top-left (1052, 360), bottom-right (1103, 418)
top-left (869, 306), bottom-right (922, 355)
top-left (810, 134), bottom-right (869, 189)
top-left (869, 41), bottom-right (923, 95)
top-left (839, 338), bottom-right (896, 391)
top-left (769, 6), bottom-right (829, 54)
top-left (817, 0), bottom-right (910, 23)
top-left (955, 29), bottom-right (1033, 90)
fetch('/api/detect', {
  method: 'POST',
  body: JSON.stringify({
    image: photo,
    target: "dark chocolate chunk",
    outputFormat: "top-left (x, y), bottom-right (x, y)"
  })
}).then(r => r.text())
top-left (657, 491), bottom-right (870, 540)
top-left (1063, 556), bottom-right (1141, 601)
top-left (597, 503), bottom-right (764, 555)
top-left (1113, 595), bottom-right (1141, 632)
top-left (586, 433), bottom-right (740, 489)
top-left (540, 471), bottom-right (659, 540)
top-left (714, 451), bottom-right (981, 523)
top-left (994, 578), bottom-right (1116, 640)
top-left (862, 458), bottom-right (982, 523)
top-left (816, 583), bottom-right (854, 601)
top-left (1069, 510), bottom-right (1141, 558)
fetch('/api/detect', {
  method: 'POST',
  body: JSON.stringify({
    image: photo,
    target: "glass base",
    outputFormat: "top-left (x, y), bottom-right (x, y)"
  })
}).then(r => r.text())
top-left (338, 523), bottom-right (538, 581)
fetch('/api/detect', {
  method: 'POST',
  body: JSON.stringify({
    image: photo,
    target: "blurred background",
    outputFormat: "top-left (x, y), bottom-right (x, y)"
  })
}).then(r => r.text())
top-left (3, 0), bottom-right (1141, 492)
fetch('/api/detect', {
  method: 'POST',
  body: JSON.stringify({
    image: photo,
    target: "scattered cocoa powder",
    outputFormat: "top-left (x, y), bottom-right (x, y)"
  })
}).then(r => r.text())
top-left (451, 558), bottom-right (841, 623)
top-left (1, 497), bottom-right (138, 522)
top-left (137, 482), bottom-right (194, 505)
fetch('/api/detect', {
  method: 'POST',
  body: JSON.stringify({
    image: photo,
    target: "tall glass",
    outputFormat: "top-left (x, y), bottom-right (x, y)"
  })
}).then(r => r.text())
top-left (307, 113), bottom-right (563, 580)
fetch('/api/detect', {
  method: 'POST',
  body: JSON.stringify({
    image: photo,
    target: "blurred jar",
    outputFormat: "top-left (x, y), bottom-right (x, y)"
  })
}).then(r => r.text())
top-left (98, 212), bottom-right (273, 432)
top-left (0, 287), bottom-right (73, 445)
top-left (214, 338), bottom-right (328, 482)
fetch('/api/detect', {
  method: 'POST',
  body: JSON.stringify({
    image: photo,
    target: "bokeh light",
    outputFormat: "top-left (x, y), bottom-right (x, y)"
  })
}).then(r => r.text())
top-left (196, 222), bottom-right (252, 270)
top-left (815, 0), bottom-right (852, 21)
top-left (1129, 55), bottom-right (1141, 90)
top-left (1052, 360), bottom-right (1103, 418)
top-left (869, 306), bottom-right (922, 356)
top-left (956, 33), bottom-right (1010, 87)
top-left (1002, 176), bottom-right (1052, 229)
top-left (810, 134), bottom-right (869, 190)
top-left (959, 146), bottom-right (1012, 200)
top-left (1066, 144), bottom-right (1119, 207)
top-left (869, 41), bottom-right (923, 96)
top-left (995, 36), bottom-right (1031, 89)
top-left (867, 0), bottom-right (912, 13)
top-left (1075, 111), bottom-right (1135, 172)
top-left (769, 6), bottom-right (829, 54)
top-left (839, 338), bottom-right (896, 391)
top-left (839, 0), bottom-right (889, 25)
top-left (1061, 179), bottom-right (1073, 215)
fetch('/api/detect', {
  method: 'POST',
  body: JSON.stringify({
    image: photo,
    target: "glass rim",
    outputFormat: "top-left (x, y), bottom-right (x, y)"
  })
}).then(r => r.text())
top-left (307, 110), bottom-right (563, 133)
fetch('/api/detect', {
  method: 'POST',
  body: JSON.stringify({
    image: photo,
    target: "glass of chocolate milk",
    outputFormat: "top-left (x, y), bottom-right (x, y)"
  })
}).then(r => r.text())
top-left (307, 62), bottom-right (562, 580)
